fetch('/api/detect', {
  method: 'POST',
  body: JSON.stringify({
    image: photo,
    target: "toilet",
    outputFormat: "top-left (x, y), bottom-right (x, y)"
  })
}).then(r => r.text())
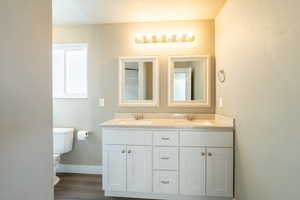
top-left (53, 128), bottom-right (74, 185)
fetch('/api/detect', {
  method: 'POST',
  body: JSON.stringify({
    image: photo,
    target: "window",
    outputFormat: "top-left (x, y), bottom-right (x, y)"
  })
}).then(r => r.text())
top-left (52, 44), bottom-right (88, 99)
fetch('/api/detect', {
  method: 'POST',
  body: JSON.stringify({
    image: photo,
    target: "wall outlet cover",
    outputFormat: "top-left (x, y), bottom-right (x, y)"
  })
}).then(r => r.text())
top-left (219, 97), bottom-right (223, 107)
top-left (98, 98), bottom-right (105, 107)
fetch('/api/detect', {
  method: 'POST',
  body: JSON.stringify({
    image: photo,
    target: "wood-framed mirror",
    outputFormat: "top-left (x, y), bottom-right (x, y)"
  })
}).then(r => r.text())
top-left (168, 55), bottom-right (211, 107)
top-left (119, 56), bottom-right (159, 107)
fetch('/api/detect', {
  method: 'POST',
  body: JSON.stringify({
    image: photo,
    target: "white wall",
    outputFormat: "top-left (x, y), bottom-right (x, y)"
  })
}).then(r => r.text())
top-left (0, 1), bottom-right (53, 200)
top-left (216, 0), bottom-right (300, 199)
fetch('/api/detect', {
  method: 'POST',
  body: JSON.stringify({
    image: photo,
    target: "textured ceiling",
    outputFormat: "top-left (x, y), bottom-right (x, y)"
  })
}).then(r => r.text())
top-left (53, 0), bottom-right (227, 24)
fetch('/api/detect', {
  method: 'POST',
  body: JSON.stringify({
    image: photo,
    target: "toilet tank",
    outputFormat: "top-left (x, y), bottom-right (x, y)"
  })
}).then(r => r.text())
top-left (53, 128), bottom-right (74, 154)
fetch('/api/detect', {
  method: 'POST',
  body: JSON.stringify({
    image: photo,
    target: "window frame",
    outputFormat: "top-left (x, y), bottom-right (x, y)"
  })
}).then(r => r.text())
top-left (52, 43), bottom-right (88, 99)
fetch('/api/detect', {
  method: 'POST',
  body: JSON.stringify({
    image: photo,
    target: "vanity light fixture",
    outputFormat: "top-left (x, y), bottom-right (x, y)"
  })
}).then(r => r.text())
top-left (134, 32), bottom-right (196, 44)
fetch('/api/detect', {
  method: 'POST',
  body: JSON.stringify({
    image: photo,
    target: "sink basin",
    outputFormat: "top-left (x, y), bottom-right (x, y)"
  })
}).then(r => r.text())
top-left (118, 120), bottom-right (153, 126)
top-left (176, 121), bottom-right (213, 126)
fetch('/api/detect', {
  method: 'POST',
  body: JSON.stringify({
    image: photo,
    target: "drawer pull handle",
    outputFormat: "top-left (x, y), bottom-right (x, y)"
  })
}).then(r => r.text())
top-left (161, 137), bottom-right (170, 140)
top-left (161, 180), bottom-right (170, 184)
top-left (208, 152), bottom-right (212, 156)
top-left (160, 157), bottom-right (170, 160)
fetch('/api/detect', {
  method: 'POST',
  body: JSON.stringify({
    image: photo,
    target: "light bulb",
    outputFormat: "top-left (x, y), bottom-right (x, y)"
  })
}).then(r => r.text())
top-left (186, 32), bottom-right (196, 42)
top-left (176, 33), bottom-right (183, 42)
top-left (145, 33), bottom-right (153, 43)
top-left (156, 33), bottom-right (162, 42)
top-left (166, 33), bottom-right (172, 42)
top-left (135, 34), bottom-right (144, 44)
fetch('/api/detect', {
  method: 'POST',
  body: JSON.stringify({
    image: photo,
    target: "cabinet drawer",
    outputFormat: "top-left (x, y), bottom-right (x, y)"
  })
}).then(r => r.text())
top-left (153, 147), bottom-right (178, 170)
top-left (180, 131), bottom-right (233, 147)
top-left (153, 171), bottom-right (178, 194)
top-left (154, 131), bottom-right (178, 146)
top-left (103, 129), bottom-right (152, 145)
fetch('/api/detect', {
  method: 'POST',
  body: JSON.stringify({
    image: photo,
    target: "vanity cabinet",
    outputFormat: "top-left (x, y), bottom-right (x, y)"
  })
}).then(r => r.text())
top-left (103, 145), bottom-right (126, 192)
top-left (103, 129), bottom-right (153, 193)
top-left (180, 147), bottom-right (206, 196)
top-left (126, 145), bottom-right (152, 193)
top-left (206, 148), bottom-right (233, 197)
top-left (103, 128), bottom-right (234, 200)
top-left (179, 130), bottom-right (233, 197)
top-left (103, 145), bottom-right (152, 193)
top-left (180, 147), bottom-right (233, 197)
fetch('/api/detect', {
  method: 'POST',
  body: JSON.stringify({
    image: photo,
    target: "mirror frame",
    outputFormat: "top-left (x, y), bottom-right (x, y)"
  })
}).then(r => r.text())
top-left (168, 55), bottom-right (211, 107)
top-left (119, 56), bottom-right (159, 107)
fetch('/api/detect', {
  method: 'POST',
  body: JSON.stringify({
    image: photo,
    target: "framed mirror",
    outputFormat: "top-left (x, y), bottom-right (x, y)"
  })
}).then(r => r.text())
top-left (119, 56), bottom-right (159, 107)
top-left (168, 55), bottom-right (211, 107)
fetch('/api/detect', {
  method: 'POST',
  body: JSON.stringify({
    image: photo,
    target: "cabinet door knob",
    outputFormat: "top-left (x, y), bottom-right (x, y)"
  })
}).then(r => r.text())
top-left (201, 152), bottom-right (206, 156)
top-left (128, 150), bottom-right (132, 154)
top-left (208, 152), bottom-right (212, 156)
top-left (121, 150), bottom-right (126, 154)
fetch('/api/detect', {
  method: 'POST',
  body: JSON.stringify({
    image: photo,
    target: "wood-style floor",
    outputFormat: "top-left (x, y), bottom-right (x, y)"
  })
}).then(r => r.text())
top-left (55, 173), bottom-right (141, 200)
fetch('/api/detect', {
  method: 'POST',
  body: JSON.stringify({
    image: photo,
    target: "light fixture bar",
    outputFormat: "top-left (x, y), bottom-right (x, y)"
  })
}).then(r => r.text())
top-left (135, 32), bottom-right (196, 44)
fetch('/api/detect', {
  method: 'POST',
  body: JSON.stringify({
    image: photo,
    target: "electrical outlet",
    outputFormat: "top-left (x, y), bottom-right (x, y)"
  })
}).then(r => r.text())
top-left (219, 97), bottom-right (223, 108)
top-left (97, 98), bottom-right (105, 107)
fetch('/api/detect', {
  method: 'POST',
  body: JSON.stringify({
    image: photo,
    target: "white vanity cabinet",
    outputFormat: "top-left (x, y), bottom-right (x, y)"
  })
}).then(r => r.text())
top-left (180, 147), bottom-right (233, 197)
top-left (103, 129), bottom-right (153, 194)
top-left (179, 130), bottom-right (233, 197)
top-left (180, 147), bottom-right (206, 196)
top-left (126, 145), bottom-right (152, 193)
top-left (206, 148), bottom-right (233, 197)
top-left (103, 145), bottom-right (126, 192)
top-left (102, 127), bottom-right (234, 200)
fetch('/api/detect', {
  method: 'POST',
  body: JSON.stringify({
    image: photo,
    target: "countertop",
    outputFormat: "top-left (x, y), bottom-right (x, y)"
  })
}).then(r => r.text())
top-left (100, 118), bottom-right (233, 129)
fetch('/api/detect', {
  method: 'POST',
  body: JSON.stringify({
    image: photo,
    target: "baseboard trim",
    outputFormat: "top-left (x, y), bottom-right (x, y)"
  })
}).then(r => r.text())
top-left (105, 191), bottom-right (233, 200)
top-left (57, 164), bottom-right (102, 175)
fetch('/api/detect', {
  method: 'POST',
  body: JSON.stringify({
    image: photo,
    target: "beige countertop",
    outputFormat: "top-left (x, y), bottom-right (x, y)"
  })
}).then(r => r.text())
top-left (100, 118), bottom-right (233, 129)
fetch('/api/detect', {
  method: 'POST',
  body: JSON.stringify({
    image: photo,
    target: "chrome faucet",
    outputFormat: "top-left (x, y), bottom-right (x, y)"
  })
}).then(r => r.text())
top-left (186, 114), bottom-right (193, 121)
top-left (133, 113), bottom-right (143, 120)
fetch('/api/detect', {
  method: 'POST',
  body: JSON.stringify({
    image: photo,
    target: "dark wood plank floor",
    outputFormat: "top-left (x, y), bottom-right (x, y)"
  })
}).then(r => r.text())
top-left (55, 173), bottom-right (141, 200)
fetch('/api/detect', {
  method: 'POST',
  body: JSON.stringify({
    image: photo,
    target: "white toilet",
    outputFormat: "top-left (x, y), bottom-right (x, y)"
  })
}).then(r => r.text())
top-left (53, 128), bottom-right (74, 185)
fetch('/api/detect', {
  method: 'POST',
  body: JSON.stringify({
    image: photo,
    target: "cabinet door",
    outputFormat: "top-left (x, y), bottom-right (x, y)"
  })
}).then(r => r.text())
top-left (127, 146), bottom-right (152, 193)
top-left (206, 148), bottom-right (233, 197)
top-left (180, 147), bottom-right (206, 196)
top-left (103, 145), bottom-right (126, 192)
